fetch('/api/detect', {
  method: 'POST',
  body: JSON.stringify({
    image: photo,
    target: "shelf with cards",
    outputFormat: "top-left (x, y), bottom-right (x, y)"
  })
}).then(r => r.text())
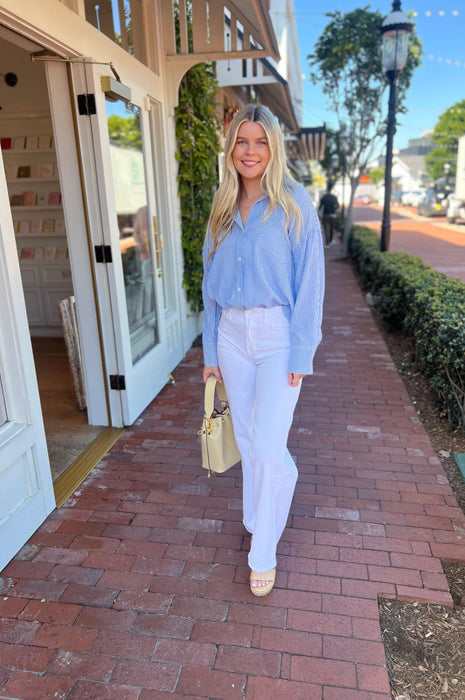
top-left (3, 148), bottom-right (56, 155)
top-left (8, 178), bottom-right (59, 185)
top-left (12, 205), bottom-right (63, 212)
top-left (2, 122), bottom-right (73, 333)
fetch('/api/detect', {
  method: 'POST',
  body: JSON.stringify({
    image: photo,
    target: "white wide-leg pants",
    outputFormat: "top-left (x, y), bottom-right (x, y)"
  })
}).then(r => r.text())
top-left (217, 306), bottom-right (301, 573)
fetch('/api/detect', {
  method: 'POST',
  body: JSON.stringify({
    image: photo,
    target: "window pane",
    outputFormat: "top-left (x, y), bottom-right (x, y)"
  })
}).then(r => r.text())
top-left (105, 100), bottom-right (159, 364)
top-left (84, 0), bottom-right (146, 64)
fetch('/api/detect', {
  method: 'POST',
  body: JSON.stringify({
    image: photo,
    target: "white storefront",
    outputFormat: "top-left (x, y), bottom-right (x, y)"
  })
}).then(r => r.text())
top-left (0, 0), bottom-right (279, 569)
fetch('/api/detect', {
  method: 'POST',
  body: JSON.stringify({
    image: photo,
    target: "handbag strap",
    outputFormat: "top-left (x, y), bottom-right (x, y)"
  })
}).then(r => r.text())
top-left (204, 375), bottom-right (229, 418)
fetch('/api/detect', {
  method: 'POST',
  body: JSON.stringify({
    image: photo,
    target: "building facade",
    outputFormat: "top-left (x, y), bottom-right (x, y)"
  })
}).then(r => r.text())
top-left (0, 0), bottom-right (282, 569)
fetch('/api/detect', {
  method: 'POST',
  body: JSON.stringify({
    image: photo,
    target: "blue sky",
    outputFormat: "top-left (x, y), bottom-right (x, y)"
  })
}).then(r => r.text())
top-left (294, 2), bottom-right (465, 150)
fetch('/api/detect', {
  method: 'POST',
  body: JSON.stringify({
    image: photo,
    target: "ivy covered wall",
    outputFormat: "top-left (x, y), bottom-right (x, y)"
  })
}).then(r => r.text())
top-left (175, 63), bottom-right (220, 311)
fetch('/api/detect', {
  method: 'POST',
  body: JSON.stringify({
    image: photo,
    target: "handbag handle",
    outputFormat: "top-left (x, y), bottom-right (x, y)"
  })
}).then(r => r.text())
top-left (204, 375), bottom-right (229, 418)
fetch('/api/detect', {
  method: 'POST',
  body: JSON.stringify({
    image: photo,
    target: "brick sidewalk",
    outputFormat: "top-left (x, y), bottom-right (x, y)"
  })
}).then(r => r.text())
top-left (2, 246), bottom-right (465, 699)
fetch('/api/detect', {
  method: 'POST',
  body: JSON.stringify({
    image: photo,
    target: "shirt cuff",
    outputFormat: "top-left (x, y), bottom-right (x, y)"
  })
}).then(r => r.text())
top-left (288, 345), bottom-right (318, 375)
top-left (203, 341), bottom-right (219, 368)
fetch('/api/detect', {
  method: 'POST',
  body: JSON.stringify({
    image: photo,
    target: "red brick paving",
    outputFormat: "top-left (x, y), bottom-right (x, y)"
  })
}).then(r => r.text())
top-left (1, 246), bottom-right (465, 698)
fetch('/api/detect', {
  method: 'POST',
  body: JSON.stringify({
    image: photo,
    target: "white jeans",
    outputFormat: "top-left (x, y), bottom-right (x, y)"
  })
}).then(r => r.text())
top-left (217, 306), bottom-right (301, 573)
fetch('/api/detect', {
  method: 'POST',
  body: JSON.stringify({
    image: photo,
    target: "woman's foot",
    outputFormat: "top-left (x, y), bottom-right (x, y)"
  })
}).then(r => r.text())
top-left (250, 568), bottom-right (276, 597)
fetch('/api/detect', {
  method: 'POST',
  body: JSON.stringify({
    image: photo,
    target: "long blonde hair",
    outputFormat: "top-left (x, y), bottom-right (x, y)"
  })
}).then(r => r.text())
top-left (206, 104), bottom-right (302, 258)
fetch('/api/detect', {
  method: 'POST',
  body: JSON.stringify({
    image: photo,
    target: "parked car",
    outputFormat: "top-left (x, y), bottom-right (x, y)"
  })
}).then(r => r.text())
top-left (417, 189), bottom-right (449, 217)
top-left (354, 194), bottom-right (373, 205)
top-left (401, 190), bottom-right (424, 207)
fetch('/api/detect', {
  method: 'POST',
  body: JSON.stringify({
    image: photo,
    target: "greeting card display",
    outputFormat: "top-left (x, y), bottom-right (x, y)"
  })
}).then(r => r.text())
top-left (39, 135), bottom-right (52, 149)
top-left (5, 165), bottom-right (17, 179)
top-left (17, 166), bottom-right (31, 179)
top-left (26, 136), bottom-right (38, 150)
top-left (23, 191), bottom-right (36, 207)
top-left (41, 163), bottom-right (54, 178)
top-left (18, 220), bottom-right (30, 235)
top-left (48, 192), bottom-right (61, 206)
top-left (13, 137), bottom-right (26, 150)
top-left (30, 220), bottom-right (42, 234)
top-left (30, 164), bottom-right (42, 178)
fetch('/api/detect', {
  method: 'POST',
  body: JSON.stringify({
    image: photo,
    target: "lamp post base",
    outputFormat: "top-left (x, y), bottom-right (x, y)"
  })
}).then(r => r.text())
top-left (380, 219), bottom-right (391, 253)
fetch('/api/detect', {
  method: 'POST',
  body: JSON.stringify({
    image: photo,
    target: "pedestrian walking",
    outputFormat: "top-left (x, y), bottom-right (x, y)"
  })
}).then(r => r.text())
top-left (318, 183), bottom-right (339, 247)
top-left (202, 104), bottom-right (325, 596)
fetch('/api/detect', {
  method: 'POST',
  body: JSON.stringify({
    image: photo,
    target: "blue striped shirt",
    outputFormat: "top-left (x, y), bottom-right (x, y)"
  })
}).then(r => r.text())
top-left (202, 181), bottom-right (325, 374)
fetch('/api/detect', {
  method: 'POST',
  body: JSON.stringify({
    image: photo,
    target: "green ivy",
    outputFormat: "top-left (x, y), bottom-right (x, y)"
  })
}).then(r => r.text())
top-left (175, 63), bottom-right (220, 311)
top-left (350, 226), bottom-right (465, 431)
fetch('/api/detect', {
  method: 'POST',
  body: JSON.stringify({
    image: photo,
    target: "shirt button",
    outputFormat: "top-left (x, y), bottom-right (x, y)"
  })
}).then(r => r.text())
top-left (238, 257), bottom-right (241, 262)
top-left (237, 287), bottom-right (241, 292)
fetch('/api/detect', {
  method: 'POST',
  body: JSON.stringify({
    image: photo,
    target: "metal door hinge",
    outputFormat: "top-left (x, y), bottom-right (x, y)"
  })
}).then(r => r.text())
top-left (94, 245), bottom-right (112, 263)
top-left (110, 375), bottom-right (126, 390)
top-left (77, 93), bottom-right (96, 115)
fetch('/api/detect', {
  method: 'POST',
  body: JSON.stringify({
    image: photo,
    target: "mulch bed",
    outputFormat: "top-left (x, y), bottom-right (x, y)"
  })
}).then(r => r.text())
top-left (371, 310), bottom-right (465, 699)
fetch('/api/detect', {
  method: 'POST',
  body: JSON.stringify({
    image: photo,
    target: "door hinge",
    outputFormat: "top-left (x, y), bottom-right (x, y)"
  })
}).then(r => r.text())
top-left (77, 93), bottom-right (96, 115)
top-left (94, 245), bottom-right (112, 263)
top-left (109, 375), bottom-right (126, 391)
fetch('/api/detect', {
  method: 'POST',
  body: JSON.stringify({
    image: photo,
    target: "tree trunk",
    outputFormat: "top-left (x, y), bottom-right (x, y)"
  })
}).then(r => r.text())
top-left (342, 175), bottom-right (361, 257)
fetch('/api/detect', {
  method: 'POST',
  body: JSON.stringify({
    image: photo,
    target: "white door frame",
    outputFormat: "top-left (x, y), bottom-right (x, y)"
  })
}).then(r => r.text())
top-left (0, 149), bottom-right (55, 571)
top-left (46, 60), bottom-right (111, 427)
top-left (71, 62), bottom-right (172, 425)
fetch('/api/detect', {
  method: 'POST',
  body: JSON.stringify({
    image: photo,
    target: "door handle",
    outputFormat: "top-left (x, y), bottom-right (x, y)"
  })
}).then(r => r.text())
top-left (152, 216), bottom-right (163, 277)
top-left (154, 233), bottom-right (164, 277)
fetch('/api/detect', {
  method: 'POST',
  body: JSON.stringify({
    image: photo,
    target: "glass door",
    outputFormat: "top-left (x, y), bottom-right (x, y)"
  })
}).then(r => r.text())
top-left (106, 101), bottom-right (159, 364)
top-left (71, 63), bottom-right (170, 426)
top-left (101, 93), bottom-right (169, 424)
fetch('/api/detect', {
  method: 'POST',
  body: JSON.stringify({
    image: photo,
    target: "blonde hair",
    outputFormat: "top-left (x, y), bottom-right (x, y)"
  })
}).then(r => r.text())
top-left (206, 104), bottom-right (302, 259)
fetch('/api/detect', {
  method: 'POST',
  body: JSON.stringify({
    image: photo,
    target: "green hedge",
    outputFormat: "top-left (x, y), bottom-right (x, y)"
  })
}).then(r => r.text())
top-left (349, 226), bottom-right (465, 430)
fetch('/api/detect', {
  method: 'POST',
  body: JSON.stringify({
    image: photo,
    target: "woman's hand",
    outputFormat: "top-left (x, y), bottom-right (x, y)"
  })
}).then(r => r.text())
top-left (203, 366), bottom-right (223, 384)
top-left (288, 373), bottom-right (305, 387)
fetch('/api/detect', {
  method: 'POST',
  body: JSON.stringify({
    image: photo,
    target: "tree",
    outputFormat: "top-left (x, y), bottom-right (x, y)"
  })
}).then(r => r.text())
top-left (369, 167), bottom-right (386, 186)
top-left (107, 112), bottom-right (142, 150)
top-left (320, 127), bottom-right (343, 182)
top-left (425, 100), bottom-right (465, 182)
top-left (308, 8), bottom-right (421, 255)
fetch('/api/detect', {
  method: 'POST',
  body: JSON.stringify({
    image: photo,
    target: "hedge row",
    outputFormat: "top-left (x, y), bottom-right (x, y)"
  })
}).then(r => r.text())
top-left (349, 225), bottom-right (465, 431)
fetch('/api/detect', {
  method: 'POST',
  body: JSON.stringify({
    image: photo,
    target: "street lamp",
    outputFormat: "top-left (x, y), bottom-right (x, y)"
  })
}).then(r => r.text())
top-left (380, 0), bottom-right (413, 252)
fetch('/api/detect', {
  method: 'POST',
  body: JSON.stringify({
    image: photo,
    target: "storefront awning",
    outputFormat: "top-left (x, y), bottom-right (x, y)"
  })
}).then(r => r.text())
top-left (286, 126), bottom-right (327, 162)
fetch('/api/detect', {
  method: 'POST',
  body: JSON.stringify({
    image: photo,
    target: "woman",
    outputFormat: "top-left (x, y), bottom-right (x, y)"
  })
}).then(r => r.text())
top-left (202, 104), bottom-right (324, 596)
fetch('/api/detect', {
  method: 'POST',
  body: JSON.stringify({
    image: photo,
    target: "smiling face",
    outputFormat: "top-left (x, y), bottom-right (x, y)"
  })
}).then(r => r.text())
top-left (232, 120), bottom-right (271, 186)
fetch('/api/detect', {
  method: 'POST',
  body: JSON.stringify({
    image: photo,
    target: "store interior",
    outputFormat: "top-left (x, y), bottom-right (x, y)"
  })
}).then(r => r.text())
top-left (0, 34), bottom-right (106, 488)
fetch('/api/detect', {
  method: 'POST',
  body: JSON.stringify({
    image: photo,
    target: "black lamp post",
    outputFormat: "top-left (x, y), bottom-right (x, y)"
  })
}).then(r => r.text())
top-left (380, 0), bottom-right (413, 252)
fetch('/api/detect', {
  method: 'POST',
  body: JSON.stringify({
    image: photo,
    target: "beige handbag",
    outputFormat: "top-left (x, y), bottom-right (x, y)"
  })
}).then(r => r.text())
top-left (198, 376), bottom-right (241, 476)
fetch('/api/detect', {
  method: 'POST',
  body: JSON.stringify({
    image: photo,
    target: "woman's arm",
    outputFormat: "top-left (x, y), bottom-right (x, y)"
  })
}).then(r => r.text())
top-left (288, 187), bottom-right (325, 375)
top-left (201, 232), bottom-right (222, 368)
